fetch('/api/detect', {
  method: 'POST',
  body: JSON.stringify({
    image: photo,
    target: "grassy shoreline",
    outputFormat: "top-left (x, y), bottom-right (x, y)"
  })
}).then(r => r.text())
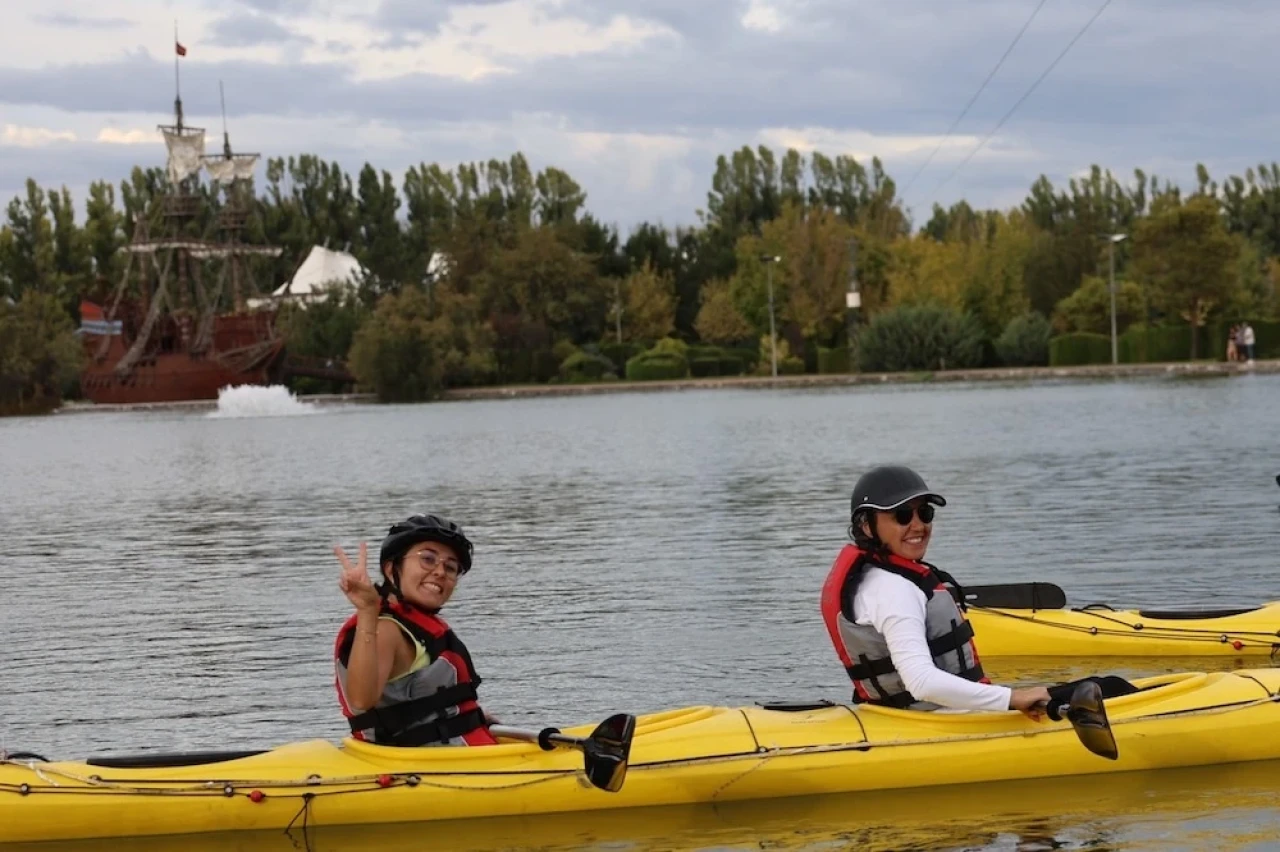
top-left (44, 359), bottom-right (1276, 414)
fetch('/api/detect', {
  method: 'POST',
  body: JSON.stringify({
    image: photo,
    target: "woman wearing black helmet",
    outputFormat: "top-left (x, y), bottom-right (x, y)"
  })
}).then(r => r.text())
top-left (332, 514), bottom-right (498, 746)
top-left (820, 466), bottom-right (1135, 717)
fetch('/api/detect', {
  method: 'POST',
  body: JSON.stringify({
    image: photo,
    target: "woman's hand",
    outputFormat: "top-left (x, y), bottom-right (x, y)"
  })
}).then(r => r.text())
top-left (336, 541), bottom-right (380, 613)
top-left (1009, 686), bottom-right (1052, 720)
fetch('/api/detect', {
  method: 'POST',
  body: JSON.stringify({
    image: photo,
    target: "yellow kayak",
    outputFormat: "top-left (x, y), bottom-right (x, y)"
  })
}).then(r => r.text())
top-left (964, 583), bottom-right (1280, 656)
top-left (3, 668), bottom-right (1279, 844)
top-left (8, 759), bottom-right (1280, 852)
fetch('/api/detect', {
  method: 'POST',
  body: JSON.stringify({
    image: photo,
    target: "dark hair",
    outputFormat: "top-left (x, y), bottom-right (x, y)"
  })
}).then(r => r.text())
top-left (849, 508), bottom-right (882, 551)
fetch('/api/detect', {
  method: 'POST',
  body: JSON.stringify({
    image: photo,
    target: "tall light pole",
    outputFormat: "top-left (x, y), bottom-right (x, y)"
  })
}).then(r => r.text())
top-left (1107, 233), bottom-right (1127, 365)
top-left (760, 254), bottom-right (781, 377)
top-left (612, 278), bottom-right (623, 344)
top-left (846, 238), bottom-right (860, 365)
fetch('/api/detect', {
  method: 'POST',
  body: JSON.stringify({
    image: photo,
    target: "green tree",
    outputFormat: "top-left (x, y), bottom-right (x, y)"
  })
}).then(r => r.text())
top-left (855, 304), bottom-right (985, 372)
top-left (1050, 275), bottom-right (1145, 334)
top-left (694, 278), bottom-right (753, 344)
top-left (83, 181), bottom-right (125, 286)
top-left (621, 261), bottom-right (677, 341)
top-left (348, 292), bottom-right (444, 402)
top-left (277, 284), bottom-right (370, 362)
top-left (995, 311), bottom-right (1052, 367)
top-left (354, 163), bottom-right (408, 295)
top-left (0, 290), bottom-right (84, 414)
top-left (1130, 195), bottom-right (1240, 358)
top-left (0, 180), bottom-right (56, 301)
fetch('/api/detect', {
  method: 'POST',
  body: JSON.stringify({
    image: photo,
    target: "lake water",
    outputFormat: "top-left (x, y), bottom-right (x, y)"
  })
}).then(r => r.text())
top-left (2, 375), bottom-right (1278, 851)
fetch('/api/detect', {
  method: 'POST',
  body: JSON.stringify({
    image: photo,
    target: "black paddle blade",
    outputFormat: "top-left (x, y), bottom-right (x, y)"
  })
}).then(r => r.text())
top-left (1065, 681), bottom-right (1119, 761)
top-left (964, 582), bottom-right (1067, 610)
top-left (581, 713), bottom-right (635, 793)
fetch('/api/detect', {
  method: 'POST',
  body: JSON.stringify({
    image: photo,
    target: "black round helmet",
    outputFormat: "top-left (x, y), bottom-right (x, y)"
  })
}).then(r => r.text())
top-left (379, 513), bottom-right (474, 574)
top-left (851, 465), bottom-right (946, 515)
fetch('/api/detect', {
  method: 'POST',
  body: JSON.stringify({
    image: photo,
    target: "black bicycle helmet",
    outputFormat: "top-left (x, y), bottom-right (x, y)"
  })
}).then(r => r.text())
top-left (379, 513), bottom-right (474, 574)
top-left (851, 465), bottom-right (946, 514)
top-left (849, 465), bottom-right (946, 547)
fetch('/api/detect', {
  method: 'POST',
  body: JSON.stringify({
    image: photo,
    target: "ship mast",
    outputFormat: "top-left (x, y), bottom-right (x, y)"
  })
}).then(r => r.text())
top-left (107, 35), bottom-right (207, 377)
top-left (197, 81), bottom-right (280, 328)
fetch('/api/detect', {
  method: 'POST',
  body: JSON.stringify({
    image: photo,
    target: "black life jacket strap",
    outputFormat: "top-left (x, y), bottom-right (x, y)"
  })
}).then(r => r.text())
top-left (926, 619), bottom-right (975, 658)
top-left (849, 654), bottom-right (917, 709)
top-left (347, 682), bottom-right (479, 735)
top-left (383, 708), bottom-right (487, 747)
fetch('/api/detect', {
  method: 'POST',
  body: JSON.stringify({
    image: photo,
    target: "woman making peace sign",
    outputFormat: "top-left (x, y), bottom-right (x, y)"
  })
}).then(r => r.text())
top-left (333, 514), bottom-right (498, 747)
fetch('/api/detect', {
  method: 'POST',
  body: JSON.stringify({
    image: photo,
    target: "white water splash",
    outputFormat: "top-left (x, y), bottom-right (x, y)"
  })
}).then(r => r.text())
top-left (206, 384), bottom-right (318, 418)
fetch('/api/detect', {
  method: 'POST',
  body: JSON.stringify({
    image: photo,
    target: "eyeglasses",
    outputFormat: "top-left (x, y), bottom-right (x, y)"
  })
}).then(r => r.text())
top-left (414, 549), bottom-right (463, 579)
top-left (891, 503), bottom-right (936, 525)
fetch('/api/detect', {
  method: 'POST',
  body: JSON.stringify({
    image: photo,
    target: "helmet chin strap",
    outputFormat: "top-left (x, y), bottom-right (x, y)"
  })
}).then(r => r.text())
top-left (376, 561), bottom-right (405, 603)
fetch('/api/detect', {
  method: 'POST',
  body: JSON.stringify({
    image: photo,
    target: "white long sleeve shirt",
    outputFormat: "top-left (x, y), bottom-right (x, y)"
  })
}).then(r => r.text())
top-left (852, 565), bottom-right (1012, 712)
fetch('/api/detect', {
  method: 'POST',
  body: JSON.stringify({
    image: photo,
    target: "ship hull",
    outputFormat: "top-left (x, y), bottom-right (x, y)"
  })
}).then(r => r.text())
top-left (79, 304), bottom-right (285, 405)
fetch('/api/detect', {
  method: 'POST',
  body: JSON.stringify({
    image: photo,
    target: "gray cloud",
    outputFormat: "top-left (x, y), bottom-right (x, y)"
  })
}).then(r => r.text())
top-left (207, 13), bottom-right (312, 48)
top-left (217, 0), bottom-right (320, 14)
top-left (373, 0), bottom-right (515, 36)
top-left (4, 0), bottom-right (1278, 227)
top-left (30, 12), bottom-right (133, 29)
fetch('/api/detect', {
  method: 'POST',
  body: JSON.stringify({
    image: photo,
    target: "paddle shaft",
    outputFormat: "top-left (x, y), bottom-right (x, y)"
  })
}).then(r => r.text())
top-left (489, 724), bottom-right (585, 751)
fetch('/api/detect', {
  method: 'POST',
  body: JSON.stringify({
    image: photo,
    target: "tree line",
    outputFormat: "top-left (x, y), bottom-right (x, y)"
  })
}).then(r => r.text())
top-left (2, 146), bottom-right (1278, 408)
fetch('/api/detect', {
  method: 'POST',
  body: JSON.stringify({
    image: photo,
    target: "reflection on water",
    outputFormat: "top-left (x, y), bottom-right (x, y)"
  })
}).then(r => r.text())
top-left (3, 375), bottom-right (1280, 850)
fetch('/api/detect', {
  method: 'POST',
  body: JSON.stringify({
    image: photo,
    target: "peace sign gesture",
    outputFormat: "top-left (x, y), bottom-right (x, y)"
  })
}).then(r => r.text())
top-left (335, 541), bottom-right (380, 613)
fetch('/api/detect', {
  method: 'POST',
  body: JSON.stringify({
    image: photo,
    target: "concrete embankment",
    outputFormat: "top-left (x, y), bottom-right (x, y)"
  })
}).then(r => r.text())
top-left (439, 359), bottom-right (1277, 402)
top-left (49, 360), bottom-right (1274, 413)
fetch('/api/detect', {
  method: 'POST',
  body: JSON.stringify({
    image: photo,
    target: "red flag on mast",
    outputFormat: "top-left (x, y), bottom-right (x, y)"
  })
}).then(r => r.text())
top-left (175, 41), bottom-right (187, 56)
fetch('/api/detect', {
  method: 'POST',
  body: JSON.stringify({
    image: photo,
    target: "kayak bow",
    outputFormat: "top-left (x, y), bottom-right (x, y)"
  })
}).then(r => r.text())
top-left (964, 583), bottom-right (1280, 656)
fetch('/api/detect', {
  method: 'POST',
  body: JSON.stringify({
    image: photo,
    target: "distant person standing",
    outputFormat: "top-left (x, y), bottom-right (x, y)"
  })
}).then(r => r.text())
top-left (1242, 322), bottom-right (1256, 364)
top-left (1227, 325), bottom-right (1239, 362)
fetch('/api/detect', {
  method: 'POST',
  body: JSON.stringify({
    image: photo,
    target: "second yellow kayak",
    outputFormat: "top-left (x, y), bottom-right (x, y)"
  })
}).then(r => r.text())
top-left (968, 596), bottom-right (1280, 656)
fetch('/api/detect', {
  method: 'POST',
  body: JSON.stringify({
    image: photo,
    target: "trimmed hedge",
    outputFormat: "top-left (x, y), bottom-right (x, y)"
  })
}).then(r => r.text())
top-left (1118, 325), bottom-right (1204, 363)
top-left (690, 357), bottom-right (722, 377)
top-left (559, 351), bottom-right (616, 382)
top-left (1048, 333), bottom-right (1111, 366)
top-left (599, 341), bottom-right (645, 374)
top-left (779, 356), bottom-right (805, 375)
top-left (686, 345), bottom-right (750, 377)
top-left (625, 352), bottom-right (688, 380)
top-left (817, 346), bottom-right (850, 374)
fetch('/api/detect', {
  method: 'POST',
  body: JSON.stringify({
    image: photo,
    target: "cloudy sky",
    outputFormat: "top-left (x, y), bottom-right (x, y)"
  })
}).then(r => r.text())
top-left (1, 0), bottom-right (1276, 233)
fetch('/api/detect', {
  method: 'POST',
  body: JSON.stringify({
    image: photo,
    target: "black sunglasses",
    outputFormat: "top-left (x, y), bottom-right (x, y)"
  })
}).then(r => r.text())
top-left (891, 503), bottom-right (936, 525)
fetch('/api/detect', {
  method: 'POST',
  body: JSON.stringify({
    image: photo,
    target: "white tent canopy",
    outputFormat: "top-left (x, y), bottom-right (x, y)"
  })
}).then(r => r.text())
top-left (245, 245), bottom-right (365, 309)
top-left (247, 245), bottom-right (451, 309)
top-left (276, 245), bottom-right (365, 300)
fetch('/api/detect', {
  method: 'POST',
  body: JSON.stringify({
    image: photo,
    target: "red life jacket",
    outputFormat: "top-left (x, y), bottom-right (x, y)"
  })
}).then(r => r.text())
top-left (334, 600), bottom-right (496, 746)
top-left (821, 544), bottom-right (989, 709)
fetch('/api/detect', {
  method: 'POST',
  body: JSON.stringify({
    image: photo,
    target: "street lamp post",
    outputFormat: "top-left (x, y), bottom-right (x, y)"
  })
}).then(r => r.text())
top-left (760, 254), bottom-right (781, 377)
top-left (613, 278), bottom-right (623, 344)
top-left (1107, 233), bottom-right (1127, 365)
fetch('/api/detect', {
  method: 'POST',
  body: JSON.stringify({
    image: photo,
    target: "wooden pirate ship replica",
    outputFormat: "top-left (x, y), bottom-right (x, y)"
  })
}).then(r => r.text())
top-left (78, 68), bottom-right (285, 404)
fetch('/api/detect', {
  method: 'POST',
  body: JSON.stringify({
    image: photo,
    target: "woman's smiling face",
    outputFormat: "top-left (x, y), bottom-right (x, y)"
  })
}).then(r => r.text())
top-left (393, 540), bottom-right (462, 610)
top-left (867, 498), bottom-right (935, 561)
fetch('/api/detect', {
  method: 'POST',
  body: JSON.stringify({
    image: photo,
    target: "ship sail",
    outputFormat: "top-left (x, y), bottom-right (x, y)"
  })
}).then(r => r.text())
top-left (204, 153), bottom-right (258, 186)
top-left (161, 127), bottom-right (206, 184)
